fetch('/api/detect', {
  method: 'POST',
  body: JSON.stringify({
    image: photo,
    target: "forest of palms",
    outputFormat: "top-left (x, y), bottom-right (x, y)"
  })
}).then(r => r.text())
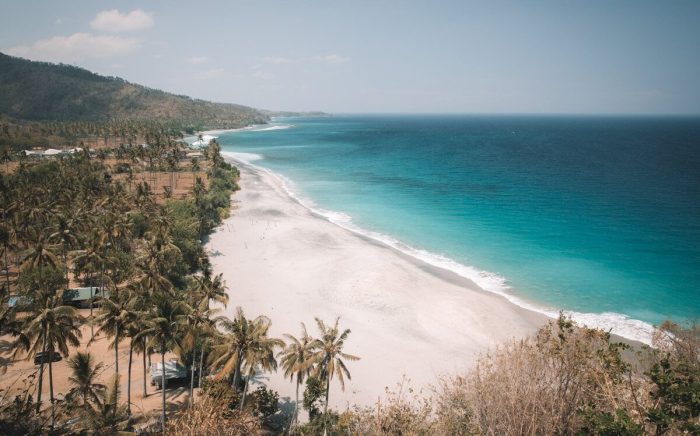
top-left (0, 121), bottom-right (365, 434)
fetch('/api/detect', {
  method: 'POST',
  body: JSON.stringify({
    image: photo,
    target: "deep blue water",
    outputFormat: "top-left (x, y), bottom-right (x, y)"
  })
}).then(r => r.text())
top-left (215, 115), bottom-right (700, 341)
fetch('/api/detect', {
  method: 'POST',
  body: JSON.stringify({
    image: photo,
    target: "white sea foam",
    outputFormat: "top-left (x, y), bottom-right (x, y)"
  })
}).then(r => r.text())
top-left (222, 152), bottom-right (656, 345)
top-left (252, 124), bottom-right (294, 132)
top-left (221, 151), bottom-right (263, 163)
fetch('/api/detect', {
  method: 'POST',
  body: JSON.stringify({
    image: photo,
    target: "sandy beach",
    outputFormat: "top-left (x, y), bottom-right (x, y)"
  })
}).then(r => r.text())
top-left (206, 157), bottom-right (547, 410)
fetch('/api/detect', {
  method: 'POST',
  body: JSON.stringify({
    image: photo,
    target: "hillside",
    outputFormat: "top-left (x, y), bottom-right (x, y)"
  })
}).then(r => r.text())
top-left (0, 52), bottom-right (268, 129)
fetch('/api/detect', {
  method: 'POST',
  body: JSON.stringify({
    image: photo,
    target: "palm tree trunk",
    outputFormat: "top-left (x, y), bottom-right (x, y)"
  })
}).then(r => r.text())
top-left (36, 333), bottom-right (47, 412)
top-left (115, 324), bottom-right (119, 374)
top-left (49, 356), bottom-right (55, 429)
top-left (161, 351), bottom-right (166, 432)
top-left (142, 346), bottom-right (148, 398)
top-left (198, 347), bottom-right (205, 389)
top-left (295, 378), bottom-right (300, 425)
top-left (240, 374), bottom-right (250, 410)
top-left (4, 245), bottom-right (11, 293)
top-left (189, 344), bottom-right (196, 403)
top-left (89, 271), bottom-right (94, 339)
top-left (127, 340), bottom-right (133, 415)
top-left (233, 351), bottom-right (242, 390)
top-left (62, 248), bottom-right (68, 285)
top-left (324, 374), bottom-right (330, 414)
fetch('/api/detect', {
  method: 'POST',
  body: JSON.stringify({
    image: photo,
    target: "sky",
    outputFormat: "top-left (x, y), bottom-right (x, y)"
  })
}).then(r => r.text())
top-left (1, 1), bottom-right (699, 114)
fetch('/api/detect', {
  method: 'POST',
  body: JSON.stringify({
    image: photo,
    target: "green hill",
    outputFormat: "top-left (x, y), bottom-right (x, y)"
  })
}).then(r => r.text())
top-left (0, 52), bottom-right (268, 129)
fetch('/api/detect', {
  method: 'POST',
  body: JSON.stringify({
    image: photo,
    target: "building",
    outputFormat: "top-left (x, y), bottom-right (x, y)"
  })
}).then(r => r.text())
top-left (62, 287), bottom-right (108, 308)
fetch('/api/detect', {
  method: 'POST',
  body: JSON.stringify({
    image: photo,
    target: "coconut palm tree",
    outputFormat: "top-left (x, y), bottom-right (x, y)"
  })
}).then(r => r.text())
top-left (238, 326), bottom-right (283, 410)
top-left (73, 373), bottom-right (131, 434)
top-left (180, 294), bottom-right (219, 403)
top-left (0, 222), bottom-right (17, 293)
top-left (280, 323), bottom-right (316, 426)
top-left (311, 317), bottom-right (360, 414)
top-left (124, 307), bottom-right (148, 415)
top-left (65, 351), bottom-right (106, 408)
top-left (92, 291), bottom-right (136, 375)
top-left (72, 233), bottom-right (106, 338)
top-left (134, 294), bottom-right (190, 430)
top-left (192, 269), bottom-right (227, 387)
top-left (17, 292), bottom-right (83, 427)
top-left (208, 308), bottom-right (262, 389)
top-left (48, 209), bottom-right (83, 284)
top-left (193, 270), bottom-right (228, 310)
top-left (20, 232), bottom-right (60, 271)
top-left (208, 307), bottom-right (283, 408)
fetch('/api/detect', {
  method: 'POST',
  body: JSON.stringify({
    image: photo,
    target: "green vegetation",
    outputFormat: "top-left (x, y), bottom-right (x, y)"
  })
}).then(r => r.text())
top-left (0, 52), bottom-right (268, 129)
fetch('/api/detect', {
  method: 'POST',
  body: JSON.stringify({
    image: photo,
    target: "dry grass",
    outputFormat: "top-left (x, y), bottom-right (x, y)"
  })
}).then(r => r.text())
top-left (166, 395), bottom-right (262, 436)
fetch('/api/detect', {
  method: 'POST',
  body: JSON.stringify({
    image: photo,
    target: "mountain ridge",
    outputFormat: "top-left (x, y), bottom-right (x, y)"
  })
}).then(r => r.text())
top-left (0, 52), bottom-right (269, 129)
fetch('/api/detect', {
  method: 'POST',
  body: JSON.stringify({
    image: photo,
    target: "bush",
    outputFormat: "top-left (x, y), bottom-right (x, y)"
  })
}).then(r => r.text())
top-left (248, 385), bottom-right (279, 420)
top-left (464, 316), bottom-right (642, 435)
top-left (168, 395), bottom-right (261, 436)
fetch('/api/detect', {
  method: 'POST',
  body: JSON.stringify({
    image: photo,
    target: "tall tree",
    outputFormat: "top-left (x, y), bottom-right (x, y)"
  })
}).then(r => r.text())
top-left (134, 294), bottom-right (190, 431)
top-left (17, 290), bottom-right (83, 428)
top-left (65, 351), bottom-right (106, 408)
top-left (208, 307), bottom-right (283, 408)
top-left (280, 323), bottom-right (316, 426)
top-left (92, 290), bottom-right (136, 375)
top-left (311, 317), bottom-right (360, 414)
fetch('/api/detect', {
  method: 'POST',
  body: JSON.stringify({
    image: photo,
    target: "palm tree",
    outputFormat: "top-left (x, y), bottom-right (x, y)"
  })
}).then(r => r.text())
top-left (48, 210), bottom-right (83, 284)
top-left (280, 323), bottom-right (316, 426)
top-left (208, 308), bottom-right (283, 408)
top-left (74, 373), bottom-right (131, 434)
top-left (126, 284), bottom-right (154, 404)
top-left (17, 292), bottom-right (83, 427)
top-left (193, 270), bottom-right (229, 309)
top-left (66, 351), bottom-right (106, 408)
top-left (190, 157), bottom-right (200, 180)
top-left (311, 317), bottom-right (360, 414)
top-left (134, 294), bottom-right (190, 430)
top-left (238, 325), bottom-right (283, 410)
top-left (124, 308), bottom-right (148, 415)
top-left (72, 234), bottom-right (106, 338)
top-left (20, 232), bottom-right (59, 271)
top-left (92, 291), bottom-right (136, 375)
top-left (192, 269), bottom-right (227, 387)
top-left (208, 308), bottom-right (262, 388)
top-left (180, 294), bottom-right (219, 403)
top-left (0, 223), bottom-right (17, 293)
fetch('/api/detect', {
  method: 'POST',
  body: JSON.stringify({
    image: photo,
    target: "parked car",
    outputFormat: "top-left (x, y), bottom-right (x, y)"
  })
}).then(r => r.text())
top-left (34, 351), bottom-right (62, 365)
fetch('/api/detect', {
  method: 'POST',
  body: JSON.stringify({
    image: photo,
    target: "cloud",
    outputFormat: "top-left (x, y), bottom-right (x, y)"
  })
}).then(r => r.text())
top-left (186, 56), bottom-right (209, 64)
top-left (252, 71), bottom-right (275, 80)
top-left (90, 9), bottom-right (154, 33)
top-left (5, 32), bottom-right (140, 62)
top-left (197, 68), bottom-right (226, 80)
top-left (314, 54), bottom-right (350, 64)
top-left (262, 56), bottom-right (293, 64)
top-left (55, 18), bottom-right (62, 25)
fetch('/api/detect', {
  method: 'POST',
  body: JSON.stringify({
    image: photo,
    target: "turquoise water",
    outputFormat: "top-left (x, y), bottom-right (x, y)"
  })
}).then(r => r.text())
top-left (215, 115), bottom-right (700, 342)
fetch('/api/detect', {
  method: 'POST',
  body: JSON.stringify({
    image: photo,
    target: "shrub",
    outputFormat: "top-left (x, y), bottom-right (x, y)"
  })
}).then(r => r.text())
top-left (167, 395), bottom-right (261, 436)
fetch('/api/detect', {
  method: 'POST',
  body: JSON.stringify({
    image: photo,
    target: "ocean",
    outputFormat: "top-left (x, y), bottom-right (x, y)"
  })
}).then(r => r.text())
top-left (214, 115), bottom-right (700, 343)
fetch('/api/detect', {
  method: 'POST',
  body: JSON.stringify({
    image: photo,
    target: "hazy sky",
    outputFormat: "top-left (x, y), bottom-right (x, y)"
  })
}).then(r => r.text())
top-left (1, 1), bottom-right (699, 114)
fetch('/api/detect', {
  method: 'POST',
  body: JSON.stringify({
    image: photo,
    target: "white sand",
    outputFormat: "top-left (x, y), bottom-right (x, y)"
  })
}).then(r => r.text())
top-left (206, 158), bottom-right (547, 410)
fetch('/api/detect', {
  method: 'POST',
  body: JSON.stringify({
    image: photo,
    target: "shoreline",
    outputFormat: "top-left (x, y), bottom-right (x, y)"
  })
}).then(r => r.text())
top-left (206, 155), bottom-right (548, 408)
top-left (218, 150), bottom-right (656, 346)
